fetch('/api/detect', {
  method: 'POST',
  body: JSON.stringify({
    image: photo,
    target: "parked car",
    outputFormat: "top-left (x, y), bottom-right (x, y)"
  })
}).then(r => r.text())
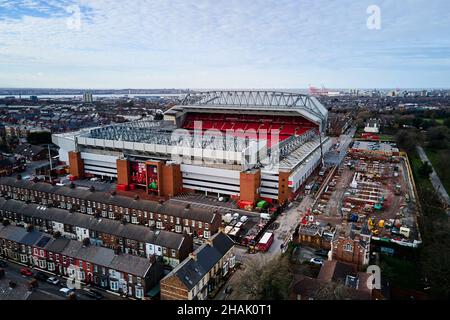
top-left (309, 258), bottom-right (324, 266)
top-left (47, 277), bottom-right (60, 285)
top-left (59, 287), bottom-right (75, 297)
top-left (81, 288), bottom-right (104, 300)
top-left (20, 268), bottom-right (33, 277)
top-left (34, 271), bottom-right (49, 282)
top-left (224, 286), bottom-right (233, 295)
top-left (0, 260), bottom-right (7, 268)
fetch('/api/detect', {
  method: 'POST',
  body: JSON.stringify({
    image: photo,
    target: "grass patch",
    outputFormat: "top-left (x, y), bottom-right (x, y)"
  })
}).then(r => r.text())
top-left (407, 148), bottom-right (450, 299)
top-left (424, 118), bottom-right (445, 125)
top-left (424, 147), bottom-right (450, 195)
top-left (409, 150), bottom-right (434, 192)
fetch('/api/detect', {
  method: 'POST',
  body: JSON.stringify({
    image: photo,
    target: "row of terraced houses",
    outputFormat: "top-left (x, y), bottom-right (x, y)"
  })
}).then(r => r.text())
top-left (0, 224), bottom-right (163, 299)
top-left (0, 177), bottom-right (222, 239)
top-left (0, 176), bottom-right (240, 300)
top-left (0, 198), bottom-right (192, 267)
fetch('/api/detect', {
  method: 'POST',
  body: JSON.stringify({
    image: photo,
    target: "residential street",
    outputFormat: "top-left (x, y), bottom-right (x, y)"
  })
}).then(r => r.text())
top-left (0, 260), bottom-right (125, 301)
top-left (215, 195), bottom-right (313, 300)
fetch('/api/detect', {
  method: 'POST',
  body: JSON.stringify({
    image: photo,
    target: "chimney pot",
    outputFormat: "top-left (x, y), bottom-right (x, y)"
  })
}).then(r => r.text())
top-left (189, 252), bottom-right (197, 261)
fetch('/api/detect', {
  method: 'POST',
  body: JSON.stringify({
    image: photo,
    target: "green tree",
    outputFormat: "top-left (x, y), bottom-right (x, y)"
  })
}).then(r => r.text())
top-left (396, 129), bottom-right (422, 152)
top-left (419, 161), bottom-right (433, 178)
top-left (443, 117), bottom-right (450, 128)
top-left (427, 126), bottom-right (449, 149)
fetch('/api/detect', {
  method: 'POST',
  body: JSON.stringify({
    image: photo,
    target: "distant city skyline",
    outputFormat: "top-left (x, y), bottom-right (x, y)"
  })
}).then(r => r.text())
top-left (1, 0), bottom-right (450, 89)
top-left (0, 87), bottom-right (449, 91)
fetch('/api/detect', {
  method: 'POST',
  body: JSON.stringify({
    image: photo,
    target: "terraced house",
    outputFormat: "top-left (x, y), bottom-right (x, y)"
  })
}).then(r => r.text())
top-left (160, 231), bottom-right (235, 300)
top-left (0, 224), bottom-right (163, 299)
top-left (0, 177), bottom-right (222, 239)
top-left (0, 198), bottom-right (193, 267)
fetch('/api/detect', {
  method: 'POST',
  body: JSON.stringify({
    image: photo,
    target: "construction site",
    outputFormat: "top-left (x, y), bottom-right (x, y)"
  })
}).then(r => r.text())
top-left (300, 140), bottom-right (422, 256)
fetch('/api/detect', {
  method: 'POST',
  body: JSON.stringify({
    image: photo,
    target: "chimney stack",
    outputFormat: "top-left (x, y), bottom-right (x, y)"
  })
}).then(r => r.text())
top-left (189, 252), bottom-right (197, 261)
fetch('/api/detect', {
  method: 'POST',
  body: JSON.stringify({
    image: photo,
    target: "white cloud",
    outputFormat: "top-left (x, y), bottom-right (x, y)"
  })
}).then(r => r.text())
top-left (0, 0), bottom-right (449, 88)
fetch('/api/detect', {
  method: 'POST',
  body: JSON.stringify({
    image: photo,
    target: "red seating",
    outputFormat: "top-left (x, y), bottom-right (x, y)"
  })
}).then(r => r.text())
top-left (233, 123), bottom-right (248, 131)
top-left (181, 113), bottom-right (317, 142)
top-left (221, 122), bottom-right (235, 131)
top-left (201, 121), bottom-right (216, 129)
top-left (280, 125), bottom-right (298, 135)
top-left (246, 123), bottom-right (260, 131)
top-left (184, 121), bottom-right (195, 130)
top-left (295, 128), bottom-right (309, 135)
top-left (269, 124), bottom-right (281, 134)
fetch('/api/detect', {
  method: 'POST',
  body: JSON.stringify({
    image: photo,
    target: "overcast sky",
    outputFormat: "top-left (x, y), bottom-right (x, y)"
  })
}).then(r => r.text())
top-left (0, 0), bottom-right (449, 89)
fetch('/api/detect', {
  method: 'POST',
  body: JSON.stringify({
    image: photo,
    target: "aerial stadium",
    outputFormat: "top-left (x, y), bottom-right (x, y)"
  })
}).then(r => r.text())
top-left (53, 91), bottom-right (331, 205)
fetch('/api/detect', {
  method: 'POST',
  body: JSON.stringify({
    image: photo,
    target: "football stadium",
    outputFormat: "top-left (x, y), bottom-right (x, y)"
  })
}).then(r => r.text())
top-left (53, 91), bottom-right (331, 205)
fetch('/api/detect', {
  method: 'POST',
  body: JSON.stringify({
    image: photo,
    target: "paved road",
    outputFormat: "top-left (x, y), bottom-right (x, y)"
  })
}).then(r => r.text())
top-left (416, 146), bottom-right (450, 206)
top-left (1, 261), bottom-right (65, 300)
top-left (65, 178), bottom-right (117, 192)
top-left (215, 195), bottom-right (315, 300)
top-left (21, 160), bottom-right (51, 178)
top-left (169, 198), bottom-right (261, 217)
top-left (0, 260), bottom-right (124, 300)
top-left (324, 127), bottom-right (356, 167)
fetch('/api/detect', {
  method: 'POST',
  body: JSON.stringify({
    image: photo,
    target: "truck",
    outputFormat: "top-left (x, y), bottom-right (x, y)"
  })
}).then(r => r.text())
top-left (256, 232), bottom-right (274, 252)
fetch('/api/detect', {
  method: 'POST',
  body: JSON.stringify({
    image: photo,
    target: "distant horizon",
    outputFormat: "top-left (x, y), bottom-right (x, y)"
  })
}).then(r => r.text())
top-left (1, 87), bottom-right (449, 91)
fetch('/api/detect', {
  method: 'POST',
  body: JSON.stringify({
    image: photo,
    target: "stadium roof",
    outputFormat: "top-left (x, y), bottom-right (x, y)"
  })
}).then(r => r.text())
top-left (180, 90), bottom-right (328, 122)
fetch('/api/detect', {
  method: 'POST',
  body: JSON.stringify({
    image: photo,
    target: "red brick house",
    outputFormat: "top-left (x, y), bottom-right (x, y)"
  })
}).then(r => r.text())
top-left (331, 223), bottom-right (371, 269)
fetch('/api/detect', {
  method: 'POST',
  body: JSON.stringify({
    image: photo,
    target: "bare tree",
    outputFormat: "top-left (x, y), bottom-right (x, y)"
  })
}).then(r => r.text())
top-left (233, 254), bottom-right (293, 300)
top-left (313, 280), bottom-right (355, 300)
